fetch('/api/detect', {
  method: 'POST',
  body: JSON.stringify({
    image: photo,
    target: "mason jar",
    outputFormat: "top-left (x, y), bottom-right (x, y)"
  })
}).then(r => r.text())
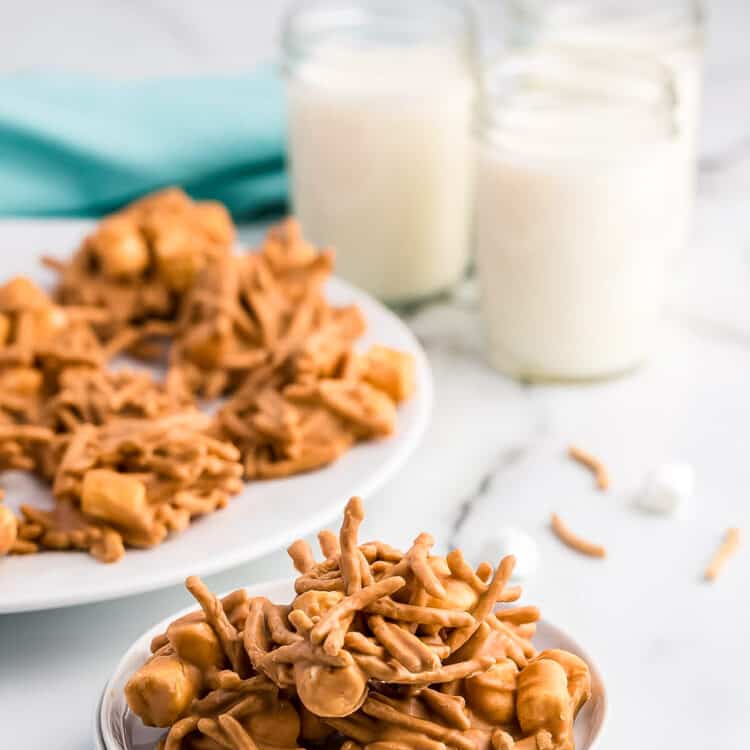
top-left (475, 48), bottom-right (680, 381)
top-left (505, 0), bottom-right (706, 252)
top-left (282, 0), bottom-right (478, 306)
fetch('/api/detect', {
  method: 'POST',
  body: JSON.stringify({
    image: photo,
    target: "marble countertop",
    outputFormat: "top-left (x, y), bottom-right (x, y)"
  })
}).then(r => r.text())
top-left (1, 2), bottom-right (749, 749)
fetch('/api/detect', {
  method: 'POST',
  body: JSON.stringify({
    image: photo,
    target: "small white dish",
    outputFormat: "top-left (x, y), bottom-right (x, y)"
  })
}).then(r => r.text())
top-left (97, 578), bottom-right (608, 750)
top-left (0, 220), bottom-right (433, 613)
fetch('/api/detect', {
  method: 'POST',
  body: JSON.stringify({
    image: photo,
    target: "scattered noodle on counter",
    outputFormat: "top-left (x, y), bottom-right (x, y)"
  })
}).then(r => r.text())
top-left (550, 514), bottom-right (607, 559)
top-left (704, 527), bottom-right (741, 581)
top-left (567, 446), bottom-right (609, 491)
top-left (0, 189), bottom-right (416, 563)
top-left (125, 497), bottom-right (592, 750)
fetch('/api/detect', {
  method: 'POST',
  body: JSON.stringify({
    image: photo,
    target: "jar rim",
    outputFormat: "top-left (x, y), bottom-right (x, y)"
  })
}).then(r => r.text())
top-left (506, 0), bottom-right (706, 51)
top-left (478, 47), bottom-right (679, 156)
top-left (281, 0), bottom-right (477, 63)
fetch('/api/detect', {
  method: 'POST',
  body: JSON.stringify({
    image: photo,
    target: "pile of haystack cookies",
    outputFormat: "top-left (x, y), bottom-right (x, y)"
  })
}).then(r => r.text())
top-left (0, 189), bottom-right (415, 563)
top-left (125, 498), bottom-right (591, 750)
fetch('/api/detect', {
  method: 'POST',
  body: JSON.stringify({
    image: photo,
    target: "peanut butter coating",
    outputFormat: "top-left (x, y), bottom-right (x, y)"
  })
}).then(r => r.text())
top-left (465, 659), bottom-right (519, 725)
top-left (124, 654), bottom-right (202, 727)
top-left (294, 660), bottom-right (369, 718)
top-left (167, 621), bottom-right (225, 672)
top-left (124, 497), bottom-right (592, 750)
top-left (517, 659), bottom-right (571, 740)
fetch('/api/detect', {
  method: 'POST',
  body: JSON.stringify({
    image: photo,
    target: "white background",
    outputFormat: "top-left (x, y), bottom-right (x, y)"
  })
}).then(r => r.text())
top-left (1, 2), bottom-right (750, 749)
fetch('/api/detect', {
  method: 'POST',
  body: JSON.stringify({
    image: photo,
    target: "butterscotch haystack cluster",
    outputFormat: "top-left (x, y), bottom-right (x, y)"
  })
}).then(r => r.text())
top-left (172, 218), bottom-right (413, 478)
top-left (45, 187), bottom-right (235, 340)
top-left (125, 498), bottom-right (592, 750)
top-left (0, 189), bottom-right (415, 563)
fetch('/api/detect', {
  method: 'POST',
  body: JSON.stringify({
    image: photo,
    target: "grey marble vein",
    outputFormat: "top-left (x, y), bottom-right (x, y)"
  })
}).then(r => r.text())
top-left (414, 329), bottom-right (485, 361)
top-left (671, 308), bottom-right (750, 352)
top-left (448, 442), bottom-right (531, 549)
top-left (700, 133), bottom-right (750, 177)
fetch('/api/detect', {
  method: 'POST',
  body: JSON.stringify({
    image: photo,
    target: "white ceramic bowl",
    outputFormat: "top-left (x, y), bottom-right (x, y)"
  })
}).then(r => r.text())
top-left (96, 578), bottom-right (608, 750)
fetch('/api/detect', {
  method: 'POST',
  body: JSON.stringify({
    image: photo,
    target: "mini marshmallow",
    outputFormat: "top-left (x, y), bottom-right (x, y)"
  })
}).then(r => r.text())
top-left (478, 527), bottom-right (539, 581)
top-left (637, 462), bottom-right (696, 519)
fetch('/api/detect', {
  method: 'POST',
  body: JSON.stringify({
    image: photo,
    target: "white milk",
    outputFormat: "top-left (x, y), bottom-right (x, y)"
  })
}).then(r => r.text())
top-left (286, 44), bottom-right (475, 304)
top-left (529, 10), bottom-right (704, 250)
top-left (475, 54), bottom-right (677, 380)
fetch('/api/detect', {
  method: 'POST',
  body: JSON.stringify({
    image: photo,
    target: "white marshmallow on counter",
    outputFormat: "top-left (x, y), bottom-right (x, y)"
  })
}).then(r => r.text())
top-left (636, 462), bottom-right (696, 519)
top-left (478, 528), bottom-right (539, 581)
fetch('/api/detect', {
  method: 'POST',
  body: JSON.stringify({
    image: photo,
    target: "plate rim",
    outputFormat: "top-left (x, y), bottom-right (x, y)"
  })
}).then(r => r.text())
top-left (0, 266), bottom-right (433, 613)
top-left (97, 578), bottom-right (608, 750)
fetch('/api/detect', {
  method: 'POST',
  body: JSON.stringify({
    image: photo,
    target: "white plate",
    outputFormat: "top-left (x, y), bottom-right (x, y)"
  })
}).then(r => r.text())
top-left (96, 578), bottom-right (608, 750)
top-left (0, 220), bottom-right (432, 613)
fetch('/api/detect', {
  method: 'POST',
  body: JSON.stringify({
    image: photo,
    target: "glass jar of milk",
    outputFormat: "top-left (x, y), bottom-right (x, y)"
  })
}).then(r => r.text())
top-left (506, 0), bottom-right (705, 252)
top-left (282, 0), bottom-right (478, 305)
top-left (475, 50), bottom-right (679, 381)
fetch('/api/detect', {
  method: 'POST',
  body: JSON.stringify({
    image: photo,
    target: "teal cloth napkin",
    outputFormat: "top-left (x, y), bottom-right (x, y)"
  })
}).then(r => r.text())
top-left (0, 68), bottom-right (288, 220)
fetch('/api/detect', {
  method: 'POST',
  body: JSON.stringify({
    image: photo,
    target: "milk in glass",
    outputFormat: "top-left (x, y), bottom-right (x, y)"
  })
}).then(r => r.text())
top-left (283, 1), bottom-right (477, 304)
top-left (475, 51), bottom-right (679, 380)
top-left (507, 0), bottom-right (705, 250)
